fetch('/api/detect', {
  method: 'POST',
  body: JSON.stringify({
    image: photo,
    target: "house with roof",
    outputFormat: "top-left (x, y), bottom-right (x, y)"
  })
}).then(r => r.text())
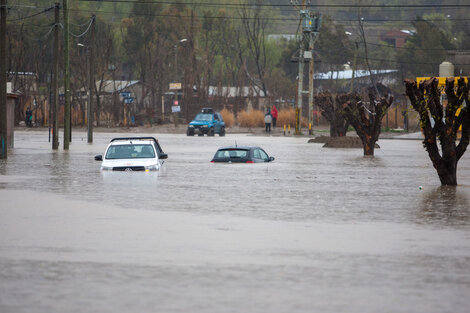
top-left (207, 85), bottom-right (268, 111)
top-left (314, 66), bottom-right (399, 93)
top-left (94, 80), bottom-right (149, 126)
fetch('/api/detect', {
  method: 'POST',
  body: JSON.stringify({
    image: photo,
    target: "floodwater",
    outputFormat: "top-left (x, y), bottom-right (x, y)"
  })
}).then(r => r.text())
top-left (1, 130), bottom-right (470, 313)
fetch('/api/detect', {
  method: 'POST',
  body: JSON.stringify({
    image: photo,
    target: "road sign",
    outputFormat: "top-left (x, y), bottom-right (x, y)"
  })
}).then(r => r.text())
top-left (171, 105), bottom-right (181, 113)
top-left (121, 91), bottom-right (131, 98)
top-left (169, 83), bottom-right (182, 90)
top-left (124, 97), bottom-right (134, 104)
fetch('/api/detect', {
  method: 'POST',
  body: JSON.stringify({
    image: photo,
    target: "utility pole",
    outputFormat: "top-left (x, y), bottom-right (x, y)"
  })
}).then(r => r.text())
top-left (293, 1), bottom-right (321, 135)
top-left (87, 15), bottom-right (95, 143)
top-left (63, 0), bottom-right (70, 149)
top-left (350, 40), bottom-right (359, 93)
top-left (52, 3), bottom-right (59, 150)
top-left (173, 44), bottom-right (178, 127)
top-left (0, 0), bottom-right (7, 159)
top-left (307, 31), bottom-right (314, 135)
top-left (294, 1), bottom-right (306, 135)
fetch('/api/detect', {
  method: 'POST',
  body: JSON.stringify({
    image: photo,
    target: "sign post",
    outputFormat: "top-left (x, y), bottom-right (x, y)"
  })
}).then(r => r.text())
top-left (169, 83), bottom-right (181, 127)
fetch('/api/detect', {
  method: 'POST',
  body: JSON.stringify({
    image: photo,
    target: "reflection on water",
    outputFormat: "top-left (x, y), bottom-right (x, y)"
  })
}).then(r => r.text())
top-left (418, 186), bottom-right (470, 225)
top-left (1, 131), bottom-right (470, 226)
top-left (1, 131), bottom-right (470, 313)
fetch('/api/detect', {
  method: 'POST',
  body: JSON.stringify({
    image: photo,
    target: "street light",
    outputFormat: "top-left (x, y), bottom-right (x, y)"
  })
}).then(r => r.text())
top-left (172, 38), bottom-right (187, 127)
top-left (78, 42), bottom-right (93, 143)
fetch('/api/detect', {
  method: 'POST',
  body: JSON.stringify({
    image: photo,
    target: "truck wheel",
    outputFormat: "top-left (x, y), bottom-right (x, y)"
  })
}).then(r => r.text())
top-left (208, 128), bottom-right (215, 136)
top-left (186, 129), bottom-right (194, 136)
top-left (219, 127), bottom-right (225, 136)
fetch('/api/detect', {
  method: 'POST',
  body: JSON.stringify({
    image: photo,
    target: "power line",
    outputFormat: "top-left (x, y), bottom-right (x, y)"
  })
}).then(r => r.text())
top-left (79, 0), bottom-right (470, 9)
top-left (7, 6), bottom-right (54, 22)
top-left (68, 7), bottom-right (470, 24)
top-left (69, 16), bottom-right (95, 38)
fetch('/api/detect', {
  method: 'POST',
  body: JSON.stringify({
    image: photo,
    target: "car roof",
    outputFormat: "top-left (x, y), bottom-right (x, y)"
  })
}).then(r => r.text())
top-left (217, 146), bottom-right (260, 150)
top-left (109, 137), bottom-right (158, 145)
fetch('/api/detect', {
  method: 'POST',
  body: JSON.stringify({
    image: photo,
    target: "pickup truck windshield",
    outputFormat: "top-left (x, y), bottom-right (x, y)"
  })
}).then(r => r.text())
top-left (106, 144), bottom-right (155, 159)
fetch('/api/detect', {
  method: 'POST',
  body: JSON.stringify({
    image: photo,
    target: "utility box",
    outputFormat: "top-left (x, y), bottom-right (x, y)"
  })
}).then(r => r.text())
top-left (301, 10), bottom-right (321, 33)
top-left (6, 83), bottom-right (18, 148)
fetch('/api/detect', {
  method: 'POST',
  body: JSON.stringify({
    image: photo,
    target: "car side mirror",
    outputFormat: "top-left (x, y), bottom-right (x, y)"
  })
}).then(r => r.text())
top-left (160, 153), bottom-right (168, 159)
top-left (269, 156), bottom-right (275, 162)
top-left (95, 155), bottom-right (103, 161)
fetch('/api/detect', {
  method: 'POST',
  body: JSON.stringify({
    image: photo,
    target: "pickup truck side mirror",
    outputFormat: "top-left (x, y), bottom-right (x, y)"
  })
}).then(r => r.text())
top-left (269, 156), bottom-right (275, 162)
top-left (159, 153), bottom-right (168, 159)
top-left (94, 155), bottom-right (103, 161)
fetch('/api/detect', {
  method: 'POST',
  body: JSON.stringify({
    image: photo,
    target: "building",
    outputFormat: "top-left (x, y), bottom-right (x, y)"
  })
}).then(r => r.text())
top-left (381, 30), bottom-right (411, 48)
top-left (314, 68), bottom-right (399, 93)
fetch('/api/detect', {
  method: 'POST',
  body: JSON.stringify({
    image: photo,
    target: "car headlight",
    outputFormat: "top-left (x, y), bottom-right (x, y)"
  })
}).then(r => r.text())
top-left (202, 125), bottom-right (208, 128)
top-left (144, 165), bottom-right (158, 171)
top-left (188, 125), bottom-right (194, 128)
top-left (101, 166), bottom-right (113, 171)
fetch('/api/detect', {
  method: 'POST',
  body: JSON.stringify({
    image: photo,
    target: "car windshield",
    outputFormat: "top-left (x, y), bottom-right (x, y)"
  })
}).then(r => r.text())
top-left (194, 113), bottom-right (213, 121)
top-left (215, 149), bottom-right (249, 159)
top-left (105, 144), bottom-right (155, 159)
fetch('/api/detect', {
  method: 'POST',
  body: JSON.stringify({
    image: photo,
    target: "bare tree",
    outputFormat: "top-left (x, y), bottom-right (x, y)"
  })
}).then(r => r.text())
top-left (316, 92), bottom-right (356, 137)
top-left (342, 84), bottom-right (394, 155)
top-left (238, 1), bottom-right (268, 98)
top-left (405, 78), bottom-right (470, 185)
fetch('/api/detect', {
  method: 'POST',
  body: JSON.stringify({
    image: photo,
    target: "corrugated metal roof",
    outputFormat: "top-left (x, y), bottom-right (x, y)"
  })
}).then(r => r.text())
top-left (314, 69), bottom-right (398, 80)
top-left (97, 80), bottom-right (140, 93)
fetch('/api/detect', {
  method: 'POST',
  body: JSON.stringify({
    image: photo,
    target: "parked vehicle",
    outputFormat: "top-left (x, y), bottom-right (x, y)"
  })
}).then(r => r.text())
top-left (211, 146), bottom-right (274, 163)
top-left (187, 108), bottom-right (225, 136)
top-left (94, 137), bottom-right (168, 171)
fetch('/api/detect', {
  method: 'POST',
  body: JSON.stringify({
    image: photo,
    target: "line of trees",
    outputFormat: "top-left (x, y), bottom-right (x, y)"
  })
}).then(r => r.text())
top-left (5, 0), bottom-right (470, 127)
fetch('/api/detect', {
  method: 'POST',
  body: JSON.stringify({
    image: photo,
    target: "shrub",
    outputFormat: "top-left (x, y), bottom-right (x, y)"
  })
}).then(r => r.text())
top-left (277, 107), bottom-right (308, 128)
top-left (220, 108), bottom-right (235, 127)
top-left (237, 109), bottom-right (265, 127)
top-left (277, 108), bottom-right (296, 128)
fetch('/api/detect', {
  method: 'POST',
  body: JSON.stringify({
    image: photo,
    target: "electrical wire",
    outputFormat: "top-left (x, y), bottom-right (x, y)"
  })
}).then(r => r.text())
top-left (68, 7), bottom-right (470, 24)
top-left (7, 6), bottom-right (54, 22)
top-left (79, 0), bottom-right (470, 9)
top-left (68, 16), bottom-right (95, 38)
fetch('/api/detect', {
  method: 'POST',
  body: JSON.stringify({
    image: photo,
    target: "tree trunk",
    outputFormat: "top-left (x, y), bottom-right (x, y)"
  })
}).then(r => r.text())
top-left (437, 160), bottom-right (457, 185)
top-left (363, 141), bottom-right (375, 156)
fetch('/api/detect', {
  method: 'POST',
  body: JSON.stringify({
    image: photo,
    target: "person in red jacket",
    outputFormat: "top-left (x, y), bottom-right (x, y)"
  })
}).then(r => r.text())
top-left (271, 105), bottom-right (278, 128)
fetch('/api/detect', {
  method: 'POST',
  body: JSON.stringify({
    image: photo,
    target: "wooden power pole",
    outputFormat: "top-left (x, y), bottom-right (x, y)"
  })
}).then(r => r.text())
top-left (87, 15), bottom-right (95, 144)
top-left (63, 0), bottom-right (70, 149)
top-left (0, 0), bottom-right (6, 158)
top-left (52, 3), bottom-right (59, 150)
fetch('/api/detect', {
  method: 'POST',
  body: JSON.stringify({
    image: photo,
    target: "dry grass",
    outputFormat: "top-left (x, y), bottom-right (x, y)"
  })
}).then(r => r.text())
top-left (277, 108), bottom-right (296, 128)
top-left (277, 108), bottom-right (308, 128)
top-left (237, 109), bottom-right (265, 127)
top-left (220, 108), bottom-right (235, 127)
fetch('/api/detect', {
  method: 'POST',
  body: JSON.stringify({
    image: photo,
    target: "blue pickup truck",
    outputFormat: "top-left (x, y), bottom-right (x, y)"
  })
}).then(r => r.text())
top-left (187, 108), bottom-right (225, 136)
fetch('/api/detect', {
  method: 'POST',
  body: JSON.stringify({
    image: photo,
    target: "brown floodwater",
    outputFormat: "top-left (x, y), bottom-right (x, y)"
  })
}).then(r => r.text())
top-left (1, 129), bottom-right (469, 313)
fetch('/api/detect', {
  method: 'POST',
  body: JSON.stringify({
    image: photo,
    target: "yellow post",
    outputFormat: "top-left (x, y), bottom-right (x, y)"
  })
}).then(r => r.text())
top-left (283, 124), bottom-right (286, 136)
top-left (288, 124), bottom-right (291, 134)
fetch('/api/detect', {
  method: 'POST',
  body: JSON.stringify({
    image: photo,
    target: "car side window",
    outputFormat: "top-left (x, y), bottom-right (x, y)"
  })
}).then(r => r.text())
top-left (254, 149), bottom-right (261, 159)
top-left (214, 114), bottom-right (218, 120)
top-left (259, 149), bottom-right (269, 161)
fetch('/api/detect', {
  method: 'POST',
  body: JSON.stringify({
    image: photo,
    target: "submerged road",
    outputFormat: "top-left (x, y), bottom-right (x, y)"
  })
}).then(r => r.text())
top-left (1, 130), bottom-right (470, 313)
